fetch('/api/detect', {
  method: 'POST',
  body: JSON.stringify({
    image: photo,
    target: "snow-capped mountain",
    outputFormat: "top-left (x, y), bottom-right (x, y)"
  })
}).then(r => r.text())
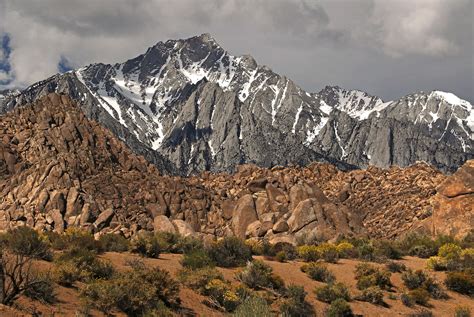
top-left (2, 34), bottom-right (472, 174)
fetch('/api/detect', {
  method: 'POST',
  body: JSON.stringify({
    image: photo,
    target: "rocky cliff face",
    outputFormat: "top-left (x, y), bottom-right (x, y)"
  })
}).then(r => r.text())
top-left (1, 34), bottom-right (472, 174)
top-left (2, 94), bottom-right (468, 241)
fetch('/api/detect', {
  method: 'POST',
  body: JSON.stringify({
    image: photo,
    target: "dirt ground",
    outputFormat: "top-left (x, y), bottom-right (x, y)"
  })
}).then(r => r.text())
top-left (5, 252), bottom-right (474, 316)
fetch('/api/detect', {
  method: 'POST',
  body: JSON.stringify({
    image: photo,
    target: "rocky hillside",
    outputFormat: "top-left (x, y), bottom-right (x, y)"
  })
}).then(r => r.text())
top-left (1, 34), bottom-right (472, 174)
top-left (2, 93), bottom-right (472, 241)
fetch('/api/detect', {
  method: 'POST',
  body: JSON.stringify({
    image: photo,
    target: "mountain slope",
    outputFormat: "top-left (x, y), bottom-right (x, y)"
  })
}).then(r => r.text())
top-left (1, 34), bottom-right (472, 173)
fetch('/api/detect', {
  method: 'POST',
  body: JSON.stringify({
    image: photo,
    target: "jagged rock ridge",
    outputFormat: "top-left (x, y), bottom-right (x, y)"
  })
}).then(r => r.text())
top-left (1, 34), bottom-right (472, 174)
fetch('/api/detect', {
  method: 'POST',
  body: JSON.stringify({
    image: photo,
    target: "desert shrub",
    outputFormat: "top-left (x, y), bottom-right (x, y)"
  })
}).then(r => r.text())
top-left (386, 261), bottom-right (407, 273)
top-left (81, 263), bottom-right (180, 315)
top-left (233, 297), bottom-right (272, 317)
top-left (408, 308), bottom-right (433, 317)
top-left (59, 228), bottom-right (100, 252)
top-left (245, 239), bottom-right (264, 255)
top-left (2, 226), bottom-right (52, 260)
top-left (445, 271), bottom-right (474, 296)
top-left (130, 232), bottom-right (162, 258)
top-left (301, 262), bottom-right (335, 283)
top-left (326, 298), bottom-right (353, 317)
top-left (355, 286), bottom-right (384, 305)
top-left (98, 233), bottom-right (129, 252)
top-left (53, 261), bottom-right (81, 287)
top-left (336, 242), bottom-right (356, 258)
top-left (374, 240), bottom-right (402, 260)
top-left (178, 267), bottom-right (224, 292)
top-left (272, 242), bottom-right (298, 261)
top-left (401, 292), bottom-right (415, 307)
top-left (460, 248), bottom-right (474, 270)
top-left (408, 288), bottom-right (430, 306)
top-left (262, 240), bottom-right (276, 256)
top-left (204, 279), bottom-right (240, 312)
top-left (426, 256), bottom-right (447, 271)
top-left (236, 260), bottom-right (285, 292)
top-left (315, 282), bottom-right (350, 303)
top-left (53, 248), bottom-right (115, 285)
top-left (398, 233), bottom-right (437, 258)
top-left (297, 245), bottom-right (320, 262)
top-left (207, 237), bottom-right (252, 268)
top-left (354, 263), bottom-right (392, 290)
top-left (279, 285), bottom-right (314, 317)
top-left (401, 269), bottom-right (428, 290)
top-left (23, 273), bottom-right (56, 304)
top-left (316, 243), bottom-right (339, 263)
top-left (455, 305), bottom-right (471, 317)
top-left (181, 249), bottom-right (214, 269)
top-left (142, 302), bottom-right (174, 317)
top-left (357, 242), bottom-right (375, 261)
top-left (422, 276), bottom-right (448, 299)
top-left (275, 251), bottom-right (287, 262)
top-left (438, 243), bottom-right (462, 259)
top-left (153, 231), bottom-right (185, 253)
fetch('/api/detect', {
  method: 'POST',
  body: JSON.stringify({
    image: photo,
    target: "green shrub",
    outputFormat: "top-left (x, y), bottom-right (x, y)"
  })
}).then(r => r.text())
top-left (297, 245), bottom-right (320, 262)
top-left (24, 273), bottom-right (56, 304)
top-left (357, 242), bottom-right (375, 261)
top-left (275, 251), bottom-right (287, 262)
top-left (154, 231), bottom-right (183, 253)
top-left (408, 308), bottom-right (433, 317)
top-left (386, 261), bottom-right (407, 273)
top-left (58, 228), bottom-right (101, 252)
top-left (300, 262), bottom-right (335, 283)
top-left (438, 243), bottom-right (462, 259)
top-left (233, 297), bottom-right (272, 317)
top-left (401, 292), bottom-right (414, 307)
top-left (81, 263), bottom-right (180, 315)
top-left (315, 282), bottom-right (350, 303)
top-left (326, 298), bottom-right (353, 317)
top-left (426, 256), bottom-right (447, 271)
top-left (204, 279), bottom-right (241, 312)
top-left (1, 227), bottom-right (52, 260)
top-left (178, 267), bottom-right (224, 292)
top-left (354, 263), bottom-right (392, 290)
top-left (455, 305), bottom-right (471, 317)
top-left (98, 233), bottom-right (129, 252)
top-left (336, 242), bottom-right (356, 258)
top-left (130, 232), bottom-right (162, 258)
top-left (207, 237), bottom-right (252, 268)
top-left (317, 243), bottom-right (339, 263)
top-left (236, 260), bottom-right (284, 291)
top-left (398, 233), bottom-right (437, 258)
top-left (181, 249), bottom-right (214, 269)
top-left (272, 242), bottom-right (298, 261)
top-left (445, 271), bottom-right (474, 296)
top-left (355, 286), bottom-right (384, 305)
top-left (245, 239), bottom-right (264, 255)
top-left (374, 240), bottom-right (402, 260)
top-left (52, 261), bottom-right (81, 287)
top-left (279, 285), bottom-right (314, 317)
top-left (422, 276), bottom-right (448, 299)
top-left (408, 288), bottom-right (430, 306)
top-left (401, 269), bottom-right (428, 290)
top-left (460, 248), bottom-right (474, 270)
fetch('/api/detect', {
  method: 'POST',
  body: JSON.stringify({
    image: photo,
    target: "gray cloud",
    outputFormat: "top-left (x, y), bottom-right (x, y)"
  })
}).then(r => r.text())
top-left (0, 0), bottom-right (472, 102)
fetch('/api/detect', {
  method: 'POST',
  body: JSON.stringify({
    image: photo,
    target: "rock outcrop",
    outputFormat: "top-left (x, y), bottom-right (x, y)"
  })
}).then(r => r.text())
top-left (430, 160), bottom-right (473, 238)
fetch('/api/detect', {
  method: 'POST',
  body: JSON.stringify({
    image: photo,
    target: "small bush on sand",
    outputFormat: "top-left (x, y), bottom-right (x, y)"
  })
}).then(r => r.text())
top-left (2, 226), bottom-right (52, 260)
top-left (178, 267), bottom-right (224, 292)
top-left (236, 260), bottom-right (285, 292)
top-left (374, 240), bottom-right (402, 260)
top-left (181, 249), bottom-right (214, 269)
top-left (355, 286), bottom-right (384, 305)
top-left (316, 243), bottom-right (339, 263)
top-left (233, 297), bottom-right (271, 317)
top-left (279, 285), bottom-right (315, 317)
top-left (355, 263), bottom-right (392, 290)
top-left (204, 279), bottom-right (240, 312)
top-left (336, 242), bottom-right (356, 258)
top-left (445, 271), bottom-right (474, 296)
top-left (207, 237), bottom-right (252, 268)
top-left (24, 273), bottom-right (56, 304)
top-left (386, 261), bottom-right (407, 273)
top-left (326, 298), bottom-right (353, 317)
top-left (297, 245), bottom-right (320, 262)
top-left (81, 262), bottom-right (180, 315)
top-left (315, 282), bottom-right (350, 303)
top-left (98, 233), bottom-right (129, 252)
top-left (455, 305), bottom-right (471, 317)
top-left (408, 288), bottom-right (430, 306)
top-left (301, 262), bottom-right (335, 283)
top-left (245, 239), bottom-right (264, 255)
top-left (130, 232), bottom-right (162, 258)
top-left (401, 269), bottom-right (428, 290)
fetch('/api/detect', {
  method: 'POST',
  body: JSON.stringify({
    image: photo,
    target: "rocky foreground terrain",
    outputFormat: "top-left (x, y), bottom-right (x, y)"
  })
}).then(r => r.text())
top-left (1, 94), bottom-right (472, 242)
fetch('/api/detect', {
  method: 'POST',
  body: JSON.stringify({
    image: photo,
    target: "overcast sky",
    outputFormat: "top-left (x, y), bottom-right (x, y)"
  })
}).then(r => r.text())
top-left (0, 0), bottom-right (472, 102)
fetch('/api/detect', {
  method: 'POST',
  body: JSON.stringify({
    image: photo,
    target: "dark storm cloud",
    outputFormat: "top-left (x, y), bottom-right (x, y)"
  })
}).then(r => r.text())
top-left (0, 0), bottom-right (472, 102)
